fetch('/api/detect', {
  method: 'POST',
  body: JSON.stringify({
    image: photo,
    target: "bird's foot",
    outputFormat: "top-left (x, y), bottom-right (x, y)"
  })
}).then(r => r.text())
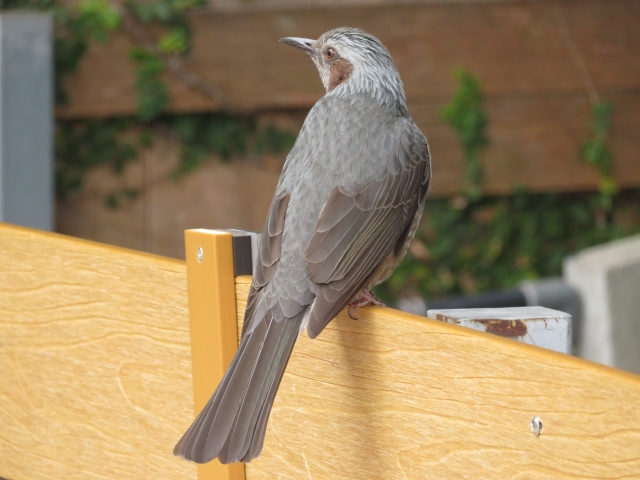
top-left (347, 290), bottom-right (386, 320)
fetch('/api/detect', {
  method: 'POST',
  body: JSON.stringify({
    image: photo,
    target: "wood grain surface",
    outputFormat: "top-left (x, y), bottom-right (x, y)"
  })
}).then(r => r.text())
top-left (57, 0), bottom-right (640, 116)
top-left (3, 222), bottom-right (640, 479)
top-left (0, 223), bottom-right (197, 480)
top-left (233, 276), bottom-right (640, 479)
top-left (55, 0), bottom-right (640, 195)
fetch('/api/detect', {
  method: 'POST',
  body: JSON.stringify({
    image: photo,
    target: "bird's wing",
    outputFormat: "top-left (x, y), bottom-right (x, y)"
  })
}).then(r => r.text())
top-left (241, 192), bottom-right (289, 339)
top-left (305, 119), bottom-right (431, 338)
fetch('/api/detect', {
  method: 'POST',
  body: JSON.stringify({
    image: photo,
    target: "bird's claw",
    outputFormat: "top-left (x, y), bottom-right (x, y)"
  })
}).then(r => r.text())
top-left (347, 289), bottom-right (386, 320)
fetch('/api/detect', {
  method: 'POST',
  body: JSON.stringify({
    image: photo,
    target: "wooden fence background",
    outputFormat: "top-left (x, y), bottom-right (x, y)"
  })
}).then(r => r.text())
top-left (2, 223), bottom-right (640, 479)
top-left (54, 0), bottom-right (640, 259)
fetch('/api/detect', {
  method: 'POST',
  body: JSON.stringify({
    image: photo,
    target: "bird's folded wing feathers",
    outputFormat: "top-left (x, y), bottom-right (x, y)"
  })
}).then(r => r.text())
top-left (305, 122), bottom-right (430, 338)
top-left (242, 193), bottom-right (290, 338)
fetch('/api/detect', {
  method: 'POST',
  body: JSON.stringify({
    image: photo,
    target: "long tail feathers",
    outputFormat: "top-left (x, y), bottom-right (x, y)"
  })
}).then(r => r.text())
top-left (173, 311), bottom-right (303, 464)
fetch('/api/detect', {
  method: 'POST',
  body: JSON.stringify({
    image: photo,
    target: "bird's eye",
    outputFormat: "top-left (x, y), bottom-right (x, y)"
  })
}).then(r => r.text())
top-left (325, 48), bottom-right (336, 59)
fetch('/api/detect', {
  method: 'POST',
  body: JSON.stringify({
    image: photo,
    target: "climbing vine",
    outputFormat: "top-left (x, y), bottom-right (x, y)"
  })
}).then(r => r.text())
top-left (375, 70), bottom-right (640, 303)
top-left (54, 113), bottom-right (296, 206)
top-left (438, 68), bottom-right (488, 200)
top-left (2, 0), bottom-right (296, 206)
top-left (582, 101), bottom-right (618, 214)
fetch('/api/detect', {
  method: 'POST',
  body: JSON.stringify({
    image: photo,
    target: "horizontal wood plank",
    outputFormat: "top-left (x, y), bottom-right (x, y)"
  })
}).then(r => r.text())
top-left (2, 221), bottom-right (640, 478)
top-left (0, 223), bottom-right (197, 480)
top-left (233, 276), bottom-right (640, 479)
top-left (57, 0), bottom-right (640, 116)
top-left (55, 0), bottom-right (640, 194)
top-left (53, 87), bottom-right (640, 261)
top-left (411, 91), bottom-right (640, 194)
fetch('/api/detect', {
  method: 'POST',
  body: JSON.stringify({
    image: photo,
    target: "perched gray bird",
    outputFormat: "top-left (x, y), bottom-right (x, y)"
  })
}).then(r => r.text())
top-left (174, 27), bottom-right (431, 464)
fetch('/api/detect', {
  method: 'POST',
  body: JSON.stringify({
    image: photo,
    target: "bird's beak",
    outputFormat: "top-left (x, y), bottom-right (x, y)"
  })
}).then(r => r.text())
top-left (279, 37), bottom-right (317, 55)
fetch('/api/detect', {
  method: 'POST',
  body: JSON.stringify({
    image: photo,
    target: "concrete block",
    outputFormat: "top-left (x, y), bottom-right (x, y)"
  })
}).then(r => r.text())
top-left (564, 234), bottom-right (640, 374)
top-left (427, 306), bottom-right (572, 354)
top-left (0, 13), bottom-right (53, 231)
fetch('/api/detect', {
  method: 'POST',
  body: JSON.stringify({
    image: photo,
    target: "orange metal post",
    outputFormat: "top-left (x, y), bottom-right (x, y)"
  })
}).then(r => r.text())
top-left (184, 229), bottom-right (245, 480)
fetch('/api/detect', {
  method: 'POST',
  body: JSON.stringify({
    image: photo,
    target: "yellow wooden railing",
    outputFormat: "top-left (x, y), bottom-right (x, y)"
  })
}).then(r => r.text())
top-left (1, 222), bottom-right (640, 479)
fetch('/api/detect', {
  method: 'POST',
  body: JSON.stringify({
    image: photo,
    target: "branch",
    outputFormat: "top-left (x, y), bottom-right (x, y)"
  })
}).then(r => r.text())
top-left (118, 6), bottom-right (241, 113)
top-left (555, 7), bottom-right (600, 106)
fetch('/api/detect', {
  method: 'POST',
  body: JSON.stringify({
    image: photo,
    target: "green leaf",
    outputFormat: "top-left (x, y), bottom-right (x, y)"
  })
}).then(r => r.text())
top-left (105, 192), bottom-right (119, 209)
top-left (440, 68), bottom-right (488, 197)
top-left (77, 0), bottom-right (121, 43)
top-left (129, 48), bottom-right (170, 121)
top-left (159, 28), bottom-right (188, 54)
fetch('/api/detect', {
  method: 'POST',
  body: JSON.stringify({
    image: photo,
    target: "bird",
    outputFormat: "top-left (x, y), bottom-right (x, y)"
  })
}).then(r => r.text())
top-left (174, 26), bottom-right (431, 465)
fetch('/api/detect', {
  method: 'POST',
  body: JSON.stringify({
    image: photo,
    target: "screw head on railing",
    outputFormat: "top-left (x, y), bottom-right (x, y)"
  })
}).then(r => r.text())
top-left (530, 416), bottom-right (543, 437)
top-left (197, 247), bottom-right (203, 263)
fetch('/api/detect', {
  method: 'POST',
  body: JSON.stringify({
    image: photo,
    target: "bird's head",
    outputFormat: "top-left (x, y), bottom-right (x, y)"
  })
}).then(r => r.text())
top-left (280, 27), bottom-right (406, 110)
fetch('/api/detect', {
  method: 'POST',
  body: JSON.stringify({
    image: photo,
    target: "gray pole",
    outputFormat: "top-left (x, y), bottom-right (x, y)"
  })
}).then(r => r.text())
top-left (0, 13), bottom-right (53, 231)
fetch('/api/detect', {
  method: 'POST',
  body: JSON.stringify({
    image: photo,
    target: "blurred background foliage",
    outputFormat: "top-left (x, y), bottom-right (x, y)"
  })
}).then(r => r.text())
top-left (2, 0), bottom-right (297, 206)
top-left (3, 0), bottom-right (639, 302)
top-left (376, 69), bottom-right (640, 302)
